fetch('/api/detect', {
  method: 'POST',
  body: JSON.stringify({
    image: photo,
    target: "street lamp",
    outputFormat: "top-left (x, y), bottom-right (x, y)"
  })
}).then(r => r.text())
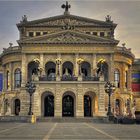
top-left (56, 58), bottom-right (62, 76)
top-left (25, 81), bottom-right (36, 115)
top-left (77, 58), bottom-right (84, 75)
top-left (104, 81), bottom-right (116, 118)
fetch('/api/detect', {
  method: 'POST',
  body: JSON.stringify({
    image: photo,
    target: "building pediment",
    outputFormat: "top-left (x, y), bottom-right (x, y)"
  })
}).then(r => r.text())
top-left (17, 14), bottom-right (116, 28)
top-left (18, 30), bottom-right (119, 45)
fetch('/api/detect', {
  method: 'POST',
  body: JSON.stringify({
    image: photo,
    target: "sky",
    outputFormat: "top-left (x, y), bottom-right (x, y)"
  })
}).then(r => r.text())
top-left (0, 0), bottom-right (140, 58)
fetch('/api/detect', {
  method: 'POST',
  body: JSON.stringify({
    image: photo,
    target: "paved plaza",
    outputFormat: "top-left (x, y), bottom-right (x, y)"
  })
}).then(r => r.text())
top-left (0, 122), bottom-right (140, 140)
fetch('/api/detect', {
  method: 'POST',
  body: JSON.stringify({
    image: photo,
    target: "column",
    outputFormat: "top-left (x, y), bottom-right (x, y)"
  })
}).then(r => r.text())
top-left (9, 63), bottom-right (12, 90)
top-left (75, 54), bottom-right (79, 77)
top-left (3, 66), bottom-right (6, 91)
top-left (40, 53), bottom-right (45, 76)
top-left (109, 54), bottom-right (114, 82)
top-left (55, 84), bottom-right (62, 117)
top-left (98, 84), bottom-right (106, 116)
top-left (19, 88), bottom-right (29, 116)
top-left (21, 54), bottom-right (27, 87)
top-left (92, 54), bottom-right (97, 76)
top-left (127, 65), bottom-right (132, 91)
top-left (76, 84), bottom-right (84, 117)
top-left (33, 84), bottom-right (40, 116)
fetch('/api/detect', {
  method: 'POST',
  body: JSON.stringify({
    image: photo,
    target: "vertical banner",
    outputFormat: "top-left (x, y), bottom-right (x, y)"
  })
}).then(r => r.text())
top-left (0, 73), bottom-right (3, 92)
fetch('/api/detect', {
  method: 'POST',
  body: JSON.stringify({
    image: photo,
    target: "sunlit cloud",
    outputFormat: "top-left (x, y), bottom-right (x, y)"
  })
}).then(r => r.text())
top-left (0, 0), bottom-right (140, 58)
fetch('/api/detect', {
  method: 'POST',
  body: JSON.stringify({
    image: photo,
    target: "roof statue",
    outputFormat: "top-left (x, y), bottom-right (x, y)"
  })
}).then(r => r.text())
top-left (20, 15), bottom-right (27, 23)
top-left (61, 1), bottom-right (71, 15)
top-left (122, 43), bottom-right (126, 47)
top-left (9, 43), bottom-right (13, 47)
top-left (105, 15), bottom-right (113, 23)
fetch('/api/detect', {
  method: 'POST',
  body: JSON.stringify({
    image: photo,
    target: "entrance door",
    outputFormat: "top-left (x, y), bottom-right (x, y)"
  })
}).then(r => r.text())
top-left (44, 95), bottom-right (54, 117)
top-left (84, 95), bottom-right (92, 117)
top-left (15, 99), bottom-right (20, 116)
top-left (62, 95), bottom-right (74, 117)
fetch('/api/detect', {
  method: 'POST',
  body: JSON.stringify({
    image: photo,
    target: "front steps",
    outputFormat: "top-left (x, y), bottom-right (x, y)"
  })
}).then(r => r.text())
top-left (0, 116), bottom-right (109, 123)
top-left (37, 116), bottom-right (109, 123)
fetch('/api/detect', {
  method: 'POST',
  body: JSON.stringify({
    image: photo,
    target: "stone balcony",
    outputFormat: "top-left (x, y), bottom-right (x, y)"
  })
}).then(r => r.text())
top-left (38, 75), bottom-right (100, 82)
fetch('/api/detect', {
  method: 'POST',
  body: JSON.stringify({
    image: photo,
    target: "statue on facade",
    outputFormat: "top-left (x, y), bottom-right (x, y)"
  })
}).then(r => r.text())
top-left (21, 15), bottom-right (27, 23)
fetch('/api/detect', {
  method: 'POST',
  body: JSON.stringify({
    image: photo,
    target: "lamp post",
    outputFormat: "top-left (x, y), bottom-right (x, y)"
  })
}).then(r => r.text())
top-left (25, 81), bottom-right (36, 115)
top-left (77, 58), bottom-right (84, 75)
top-left (56, 58), bottom-right (62, 76)
top-left (104, 81), bottom-right (116, 118)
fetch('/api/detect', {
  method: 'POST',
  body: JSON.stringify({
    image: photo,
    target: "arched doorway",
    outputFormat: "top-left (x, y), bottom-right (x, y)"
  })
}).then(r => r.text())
top-left (44, 95), bottom-right (54, 117)
top-left (84, 95), bottom-right (91, 117)
top-left (15, 99), bottom-right (20, 116)
top-left (62, 95), bottom-right (74, 117)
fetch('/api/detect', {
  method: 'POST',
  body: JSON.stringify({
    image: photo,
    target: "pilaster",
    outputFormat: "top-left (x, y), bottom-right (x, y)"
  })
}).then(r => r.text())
top-left (19, 88), bottom-right (29, 116)
top-left (98, 83), bottom-right (106, 116)
top-left (33, 84), bottom-right (40, 116)
top-left (75, 53), bottom-right (79, 77)
top-left (76, 84), bottom-right (84, 117)
top-left (55, 84), bottom-right (62, 117)
top-left (109, 54), bottom-right (114, 82)
top-left (21, 54), bottom-right (27, 87)
top-left (40, 53), bottom-right (45, 76)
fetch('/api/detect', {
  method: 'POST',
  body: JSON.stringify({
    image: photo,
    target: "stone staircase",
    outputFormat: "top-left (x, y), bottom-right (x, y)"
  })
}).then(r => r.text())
top-left (0, 116), bottom-right (109, 123)
top-left (36, 116), bottom-right (109, 123)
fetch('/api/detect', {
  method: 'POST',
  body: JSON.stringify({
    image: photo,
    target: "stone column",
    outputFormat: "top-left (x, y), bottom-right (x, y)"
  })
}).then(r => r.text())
top-left (21, 54), bottom-right (27, 87)
top-left (122, 63), bottom-right (126, 90)
top-left (92, 54), bottom-right (97, 76)
top-left (127, 65), bottom-right (132, 91)
top-left (109, 54), bottom-right (114, 82)
top-left (9, 63), bottom-right (12, 90)
top-left (55, 84), bottom-right (62, 117)
top-left (76, 84), bottom-right (84, 117)
top-left (33, 84), bottom-right (40, 116)
top-left (75, 54), bottom-right (79, 77)
top-left (56, 54), bottom-right (61, 81)
top-left (19, 88), bottom-right (29, 116)
top-left (40, 54), bottom-right (45, 76)
top-left (3, 66), bottom-right (6, 90)
top-left (98, 83), bottom-right (106, 116)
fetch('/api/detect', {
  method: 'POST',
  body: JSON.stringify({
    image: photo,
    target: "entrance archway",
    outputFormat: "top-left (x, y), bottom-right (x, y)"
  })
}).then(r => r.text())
top-left (84, 92), bottom-right (97, 117)
top-left (62, 94), bottom-right (74, 117)
top-left (84, 95), bottom-right (91, 117)
top-left (44, 95), bottom-right (54, 117)
top-left (14, 99), bottom-right (20, 116)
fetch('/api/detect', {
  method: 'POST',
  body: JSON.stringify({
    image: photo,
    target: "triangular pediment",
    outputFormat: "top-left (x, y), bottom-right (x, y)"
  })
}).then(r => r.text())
top-left (18, 30), bottom-right (119, 45)
top-left (17, 14), bottom-right (116, 27)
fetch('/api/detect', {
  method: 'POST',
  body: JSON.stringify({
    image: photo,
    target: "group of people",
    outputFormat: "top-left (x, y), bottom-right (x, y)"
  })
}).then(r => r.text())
top-left (114, 105), bottom-right (136, 119)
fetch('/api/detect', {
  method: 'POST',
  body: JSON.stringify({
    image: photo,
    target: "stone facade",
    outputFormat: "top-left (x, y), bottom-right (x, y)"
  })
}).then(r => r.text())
top-left (0, 5), bottom-right (138, 118)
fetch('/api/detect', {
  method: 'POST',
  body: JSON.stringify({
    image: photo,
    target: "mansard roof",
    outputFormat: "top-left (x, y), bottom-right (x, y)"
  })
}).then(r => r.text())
top-left (17, 14), bottom-right (117, 28)
top-left (18, 30), bottom-right (119, 45)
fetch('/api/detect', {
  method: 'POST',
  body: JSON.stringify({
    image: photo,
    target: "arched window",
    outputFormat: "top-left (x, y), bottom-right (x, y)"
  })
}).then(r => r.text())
top-left (14, 69), bottom-right (21, 88)
top-left (6, 70), bottom-right (10, 89)
top-left (114, 69), bottom-right (120, 88)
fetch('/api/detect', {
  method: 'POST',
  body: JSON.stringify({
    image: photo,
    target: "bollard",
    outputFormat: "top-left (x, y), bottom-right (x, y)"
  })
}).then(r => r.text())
top-left (31, 115), bottom-right (36, 123)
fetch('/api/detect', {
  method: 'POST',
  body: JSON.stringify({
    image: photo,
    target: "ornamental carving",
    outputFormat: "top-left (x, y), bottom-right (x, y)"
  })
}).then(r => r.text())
top-left (47, 32), bottom-right (90, 43)
top-left (34, 18), bottom-right (97, 26)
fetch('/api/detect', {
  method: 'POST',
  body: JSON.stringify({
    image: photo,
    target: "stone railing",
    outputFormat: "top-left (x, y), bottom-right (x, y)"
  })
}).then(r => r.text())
top-left (116, 47), bottom-right (135, 58)
top-left (82, 76), bottom-right (99, 81)
top-left (61, 75), bottom-right (78, 81)
top-left (39, 75), bottom-right (100, 81)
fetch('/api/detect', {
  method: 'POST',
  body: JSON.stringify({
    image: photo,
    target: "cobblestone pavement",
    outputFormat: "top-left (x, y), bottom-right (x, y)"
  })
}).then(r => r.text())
top-left (0, 122), bottom-right (140, 140)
